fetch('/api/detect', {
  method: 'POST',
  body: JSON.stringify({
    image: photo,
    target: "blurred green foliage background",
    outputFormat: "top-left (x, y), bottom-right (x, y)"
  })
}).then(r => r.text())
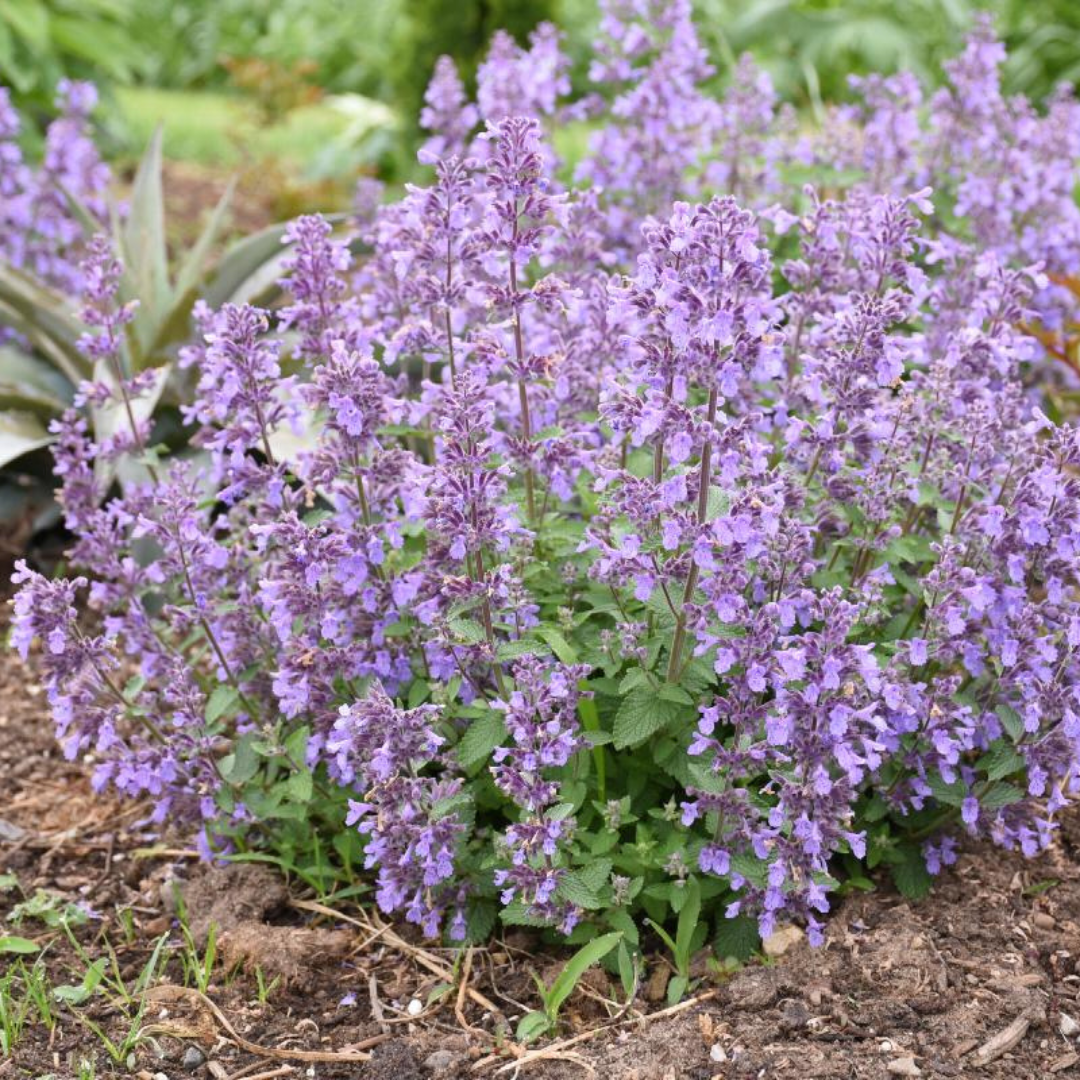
top-left (2, 0), bottom-right (1078, 194)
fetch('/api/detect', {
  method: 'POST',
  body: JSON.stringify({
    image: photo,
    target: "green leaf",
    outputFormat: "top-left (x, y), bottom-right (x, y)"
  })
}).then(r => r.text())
top-left (980, 782), bottom-right (1024, 810)
top-left (613, 689), bottom-right (690, 750)
top-left (666, 974), bottom-right (689, 1005)
top-left (543, 931), bottom-right (622, 1021)
top-left (977, 742), bottom-right (1026, 783)
top-left (658, 683), bottom-right (693, 705)
top-left (891, 847), bottom-right (932, 900)
top-left (557, 871), bottom-right (605, 910)
top-left (0, 263), bottom-right (88, 384)
top-left (500, 901), bottom-right (555, 928)
top-left (448, 617), bottom-right (486, 644)
top-left (0, 410), bottom-right (51, 469)
top-left (0, 935), bottom-right (38, 954)
top-left (996, 704), bottom-right (1024, 743)
top-left (674, 877), bottom-right (701, 969)
top-left (174, 178), bottom-right (236, 302)
top-left (219, 733), bottom-right (260, 786)
top-left (704, 487), bottom-right (731, 522)
top-left (927, 772), bottom-right (966, 808)
top-left (496, 638), bottom-right (547, 662)
top-left (537, 627), bottom-right (578, 664)
top-left (516, 1010), bottom-right (551, 1044)
top-left (465, 900), bottom-right (497, 943)
top-left (286, 768), bottom-right (314, 804)
top-left (122, 127), bottom-right (169, 316)
top-left (53, 958), bottom-right (107, 1005)
top-left (205, 685), bottom-right (240, 724)
top-left (457, 710), bottom-right (507, 770)
top-left (714, 914), bottom-right (760, 962)
top-left (0, 345), bottom-right (74, 418)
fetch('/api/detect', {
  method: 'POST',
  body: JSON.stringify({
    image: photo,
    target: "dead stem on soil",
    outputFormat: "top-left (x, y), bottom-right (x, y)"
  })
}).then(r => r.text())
top-left (144, 985), bottom-right (389, 1063)
top-left (472, 988), bottom-right (722, 1075)
top-left (292, 900), bottom-right (505, 1021)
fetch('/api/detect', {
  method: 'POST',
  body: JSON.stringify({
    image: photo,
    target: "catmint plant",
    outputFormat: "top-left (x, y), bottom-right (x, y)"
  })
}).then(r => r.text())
top-left (8, 4), bottom-right (1080, 969)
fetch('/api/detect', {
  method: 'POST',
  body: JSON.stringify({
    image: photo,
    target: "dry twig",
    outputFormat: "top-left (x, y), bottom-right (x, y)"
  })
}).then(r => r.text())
top-left (970, 1014), bottom-right (1031, 1067)
top-left (145, 985), bottom-right (387, 1064)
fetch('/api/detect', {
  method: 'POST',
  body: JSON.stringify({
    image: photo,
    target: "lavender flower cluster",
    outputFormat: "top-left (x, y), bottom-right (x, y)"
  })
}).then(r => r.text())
top-left (0, 80), bottom-right (110, 298)
top-left (9, 3), bottom-right (1080, 952)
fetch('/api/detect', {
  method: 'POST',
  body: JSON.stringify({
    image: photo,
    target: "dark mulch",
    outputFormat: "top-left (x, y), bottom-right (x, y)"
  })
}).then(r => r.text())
top-left (3, 612), bottom-right (1079, 1079)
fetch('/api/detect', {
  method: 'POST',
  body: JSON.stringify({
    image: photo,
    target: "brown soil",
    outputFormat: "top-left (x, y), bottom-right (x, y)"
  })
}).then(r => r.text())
top-left (3, 622), bottom-right (1080, 1079)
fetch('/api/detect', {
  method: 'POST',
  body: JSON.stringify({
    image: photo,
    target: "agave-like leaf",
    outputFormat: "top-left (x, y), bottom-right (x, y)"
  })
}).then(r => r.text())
top-left (0, 410), bottom-right (52, 471)
top-left (0, 262), bottom-right (89, 384)
top-left (203, 220), bottom-right (293, 310)
top-left (0, 345), bottom-right (75, 418)
top-left (174, 176), bottom-right (237, 302)
top-left (146, 177), bottom-right (237, 360)
top-left (118, 126), bottom-right (171, 369)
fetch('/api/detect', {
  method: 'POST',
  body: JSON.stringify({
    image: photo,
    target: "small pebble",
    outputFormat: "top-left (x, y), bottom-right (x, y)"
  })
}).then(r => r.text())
top-left (1035, 912), bottom-right (1057, 931)
top-left (1059, 1013), bottom-right (1080, 1037)
top-left (181, 1046), bottom-right (205, 1071)
top-left (423, 1049), bottom-right (457, 1072)
top-left (407, 998), bottom-right (423, 1016)
top-left (886, 1057), bottom-right (921, 1077)
top-left (709, 1044), bottom-right (727, 1063)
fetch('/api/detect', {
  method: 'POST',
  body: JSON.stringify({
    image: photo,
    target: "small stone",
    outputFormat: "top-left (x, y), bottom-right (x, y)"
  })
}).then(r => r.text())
top-left (424, 1049), bottom-right (457, 1072)
top-left (709, 1044), bottom-right (727, 1063)
top-left (762, 925), bottom-right (805, 958)
top-left (880, 1040), bottom-right (896, 1053)
top-left (407, 998), bottom-right (423, 1017)
top-left (0, 818), bottom-right (26, 842)
top-left (1059, 1013), bottom-right (1080, 1037)
top-left (181, 1046), bottom-right (205, 1071)
top-left (1035, 912), bottom-right (1057, 931)
top-left (886, 1057), bottom-right (921, 1077)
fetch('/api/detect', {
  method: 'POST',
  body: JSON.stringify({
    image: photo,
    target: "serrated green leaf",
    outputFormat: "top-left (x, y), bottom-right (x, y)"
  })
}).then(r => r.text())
top-left (927, 772), bottom-right (966, 808)
top-left (557, 871), bottom-right (604, 910)
top-left (613, 689), bottom-right (690, 749)
top-left (714, 914), bottom-right (760, 961)
top-left (465, 900), bottom-right (497, 943)
top-left (286, 768), bottom-right (314, 804)
top-left (980, 782), bottom-right (1025, 810)
top-left (730, 852), bottom-right (768, 889)
top-left (705, 486), bottom-right (731, 522)
top-left (205, 684), bottom-right (240, 724)
top-left (891, 848), bottom-right (932, 900)
top-left (219, 733), bottom-right (260, 785)
top-left (500, 900), bottom-right (555, 927)
top-left (996, 704), bottom-right (1024, 743)
top-left (496, 638), bottom-right (547, 662)
top-left (448, 617), bottom-right (486, 644)
top-left (977, 742), bottom-right (1026, 783)
top-left (457, 711), bottom-right (507, 769)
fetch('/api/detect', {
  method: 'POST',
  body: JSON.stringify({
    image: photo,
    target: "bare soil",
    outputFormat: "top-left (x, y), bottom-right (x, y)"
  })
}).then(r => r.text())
top-left (3, 621), bottom-right (1080, 1079)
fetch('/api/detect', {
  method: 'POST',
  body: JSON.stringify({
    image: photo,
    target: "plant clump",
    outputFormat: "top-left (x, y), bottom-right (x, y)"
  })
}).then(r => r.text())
top-left (8, 2), bottom-right (1080, 965)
